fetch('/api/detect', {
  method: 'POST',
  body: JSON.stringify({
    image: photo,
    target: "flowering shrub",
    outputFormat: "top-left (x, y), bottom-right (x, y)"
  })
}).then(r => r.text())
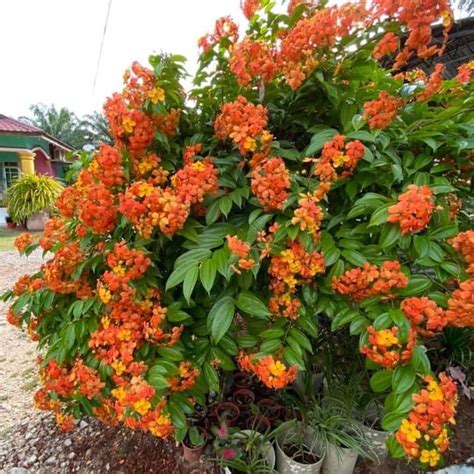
top-left (3, 0), bottom-right (473, 469)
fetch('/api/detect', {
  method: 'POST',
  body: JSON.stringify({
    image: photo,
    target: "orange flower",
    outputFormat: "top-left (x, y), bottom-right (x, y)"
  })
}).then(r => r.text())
top-left (417, 64), bottom-right (444, 102)
top-left (241, 0), bottom-right (260, 19)
top-left (373, 32), bottom-right (398, 60)
top-left (14, 232), bottom-right (33, 254)
top-left (168, 361), bottom-right (200, 392)
top-left (39, 216), bottom-right (68, 251)
top-left (456, 61), bottom-right (474, 85)
top-left (445, 279), bottom-right (474, 328)
top-left (401, 297), bottom-right (448, 337)
top-left (238, 352), bottom-right (297, 389)
top-left (387, 185), bottom-right (434, 235)
top-left (360, 326), bottom-right (416, 367)
top-left (450, 231), bottom-right (474, 276)
top-left (292, 194), bottom-right (324, 240)
top-left (332, 260), bottom-right (408, 301)
top-left (363, 91), bottom-right (404, 129)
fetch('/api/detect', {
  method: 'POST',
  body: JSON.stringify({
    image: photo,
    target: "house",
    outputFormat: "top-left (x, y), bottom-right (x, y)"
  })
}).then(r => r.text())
top-left (0, 114), bottom-right (74, 200)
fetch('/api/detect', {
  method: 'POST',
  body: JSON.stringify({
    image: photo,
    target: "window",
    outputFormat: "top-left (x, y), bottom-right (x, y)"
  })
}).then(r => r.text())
top-left (53, 148), bottom-right (65, 161)
top-left (3, 162), bottom-right (20, 188)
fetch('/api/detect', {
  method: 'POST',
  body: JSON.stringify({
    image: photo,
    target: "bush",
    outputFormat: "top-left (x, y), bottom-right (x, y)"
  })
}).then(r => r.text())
top-left (7, 174), bottom-right (63, 223)
top-left (3, 0), bottom-right (473, 470)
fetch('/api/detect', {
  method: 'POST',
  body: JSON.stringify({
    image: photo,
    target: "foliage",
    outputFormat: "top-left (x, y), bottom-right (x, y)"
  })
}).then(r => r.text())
top-left (3, 0), bottom-right (474, 470)
top-left (6, 174), bottom-right (63, 223)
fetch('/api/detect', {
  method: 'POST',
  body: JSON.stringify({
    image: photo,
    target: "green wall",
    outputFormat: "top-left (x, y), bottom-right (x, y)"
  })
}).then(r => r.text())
top-left (0, 134), bottom-right (50, 154)
top-left (0, 151), bottom-right (19, 164)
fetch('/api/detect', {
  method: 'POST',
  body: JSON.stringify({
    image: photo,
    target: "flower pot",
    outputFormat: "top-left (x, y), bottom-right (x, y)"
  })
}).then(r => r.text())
top-left (26, 210), bottom-right (49, 231)
top-left (232, 388), bottom-right (255, 409)
top-left (233, 371), bottom-right (253, 390)
top-left (322, 443), bottom-right (358, 474)
top-left (214, 401), bottom-right (240, 427)
top-left (257, 398), bottom-right (282, 421)
top-left (182, 427), bottom-right (208, 464)
top-left (360, 424), bottom-right (390, 464)
top-left (276, 440), bottom-right (324, 474)
top-left (246, 414), bottom-right (271, 432)
top-left (6, 221), bottom-right (16, 229)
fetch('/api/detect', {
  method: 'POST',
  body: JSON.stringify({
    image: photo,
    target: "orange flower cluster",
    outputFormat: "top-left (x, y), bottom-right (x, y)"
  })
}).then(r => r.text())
top-left (227, 235), bottom-right (255, 271)
top-left (387, 185), bottom-right (434, 235)
top-left (450, 231), bottom-right (474, 276)
top-left (401, 297), bottom-right (448, 337)
top-left (89, 144), bottom-right (125, 188)
top-left (79, 183), bottom-right (118, 234)
top-left (198, 16), bottom-right (239, 52)
top-left (241, 0), bottom-right (260, 19)
top-left (291, 194), bottom-right (324, 241)
top-left (363, 91), bottom-right (404, 129)
top-left (360, 326), bottom-right (416, 367)
top-left (417, 64), bottom-right (445, 102)
top-left (230, 38), bottom-right (277, 87)
top-left (14, 232), bottom-right (33, 254)
top-left (456, 61), bottom-right (474, 85)
top-left (375, 0), bottom-right (452, 69)
top-left (119, 182), bottom-right (190, 238)
top-left (332, 260), bottom-right (408, 302)
top-left (215, 96), bottom-right (270, 155)
top-left (373, 32), bottom-right (399, 60)
top-left (268, 240), bottom-right (325, 319)
top-left (251, 157), bottom-right (290, 211)
top-left (238, 352), bottom-right (297, 389)
top-left (445, 279), bottom-right (474, 328)
top-left (12, 274), bottom-right (44, 296)
top-left (154, 108), bottom-right (180, 137)
top-left (314, 135), bottom-right (365, 182)
top-left (168, 361), bottom-right (200, 392)
top-left (395, 373), bottom-right (457, 467)
top-left (39, 216), bottom-right (68, 251)
top-left (122, 61), bottom-right (161, 108)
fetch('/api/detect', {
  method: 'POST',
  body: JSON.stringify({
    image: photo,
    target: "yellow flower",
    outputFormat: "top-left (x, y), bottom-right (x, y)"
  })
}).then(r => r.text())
top-left (113, 264), bottom-right (126, 276)
top-left (148, 87), bottom-right (165, 104)
top-left (191, 161), bottom-right (206, 171)
top-left (122, 116), bottom-right (136, 134)
top-left (377, 329), bottom-right (399, 347)
top-left (269, 361), bottom-right (286, 377)
top-left (243, 136), bottom-right (256, 152)
top-left (111, 360), bottom-right (126, 375)
top-left (427, 380), bottom-right (444, 401)
top-left (98, 287), bottom-right (112, 304)
top-left (261, 130), bottom-right (272, 143)
top-left (118, 329), bottom-right (132, 341)
top-left (399, 419), bottom-right (421, 443)
top-left (420, 449), bottom-right (441, 467)
top-left (111, 386), bottom-right (126, 401)
top-left (133, 399), bottom-right (151, 416)
top-left (332, 152), bottom-right (349, 167)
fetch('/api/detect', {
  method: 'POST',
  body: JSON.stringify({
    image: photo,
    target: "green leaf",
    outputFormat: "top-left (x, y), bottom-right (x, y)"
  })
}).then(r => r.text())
top-left (203, 362), bottom-right (219, 392)
top-left (166, 261), bottom-right (198, 291)
top-left (210, 296), bottom-right (235, 343)
top-left (341, 249), bottom-right (367, 267)
top-left (283, 347), bottom-right (305, 370)
top-left (428, 224), bottom-right (458, 240)
top-left (370, 370), bottom-right (393, 393)
top-left (305, 129), bottom-right (338, 156)
top-left (392, 366), bottom-right (416, 394)
top-left (399, 275), bottom-right (432, 296)
top-left (411, 345), bottom-right (430, 374)
top-left (183, 265), bottom-right (198, 302)
top-left (368, 204), bottom-right (391, 227)
top-left (379, 224), bottom-right (401, 249)
top-left (235, 291), bottom-right (271, 318)
top-left (219, 196), bottom-right (233, 217)
top-left (261, 328), bottom-right (285, 339)
top-left (387, 436), bottom-right (406, 458)
top-left (148, 372), bottom-right (170, 390)
top-left (381, 411), bottom-right (405, 431)
top-left (413, 235), bottom-right (431, 259)
top-left (168, 401), bottom-right (186, 429)
top-left (157, 347), bottom-right (183, 361)
top-left (200, 259), bottom-right (217, 294)
top-left (289, 328), bottom-right (313, 354)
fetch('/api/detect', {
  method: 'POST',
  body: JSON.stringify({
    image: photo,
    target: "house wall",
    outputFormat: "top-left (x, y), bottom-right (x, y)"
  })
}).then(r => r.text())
top-left (0, 134), bottom-right (50, 154)
top-left (34, 149), bottom-right (56, 177)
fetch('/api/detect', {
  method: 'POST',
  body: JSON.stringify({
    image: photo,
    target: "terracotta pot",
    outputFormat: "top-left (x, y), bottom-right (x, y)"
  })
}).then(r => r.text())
top-left (257, 398), bottom-right (282, 421)
top-left (6, 222), bottom-right (16, 229)
top-left (214, 401), bottom-right (240, 427)
top-left (246, 414), bottom-right (271, 432)
top-left (233, 371), bottom-right (253, 390)
top-left (232, 388), bottom-right (255, 409)
top-left (182, 427), bottom-right (208, 464)
top-left (322, 443), bottom-right (358, 474)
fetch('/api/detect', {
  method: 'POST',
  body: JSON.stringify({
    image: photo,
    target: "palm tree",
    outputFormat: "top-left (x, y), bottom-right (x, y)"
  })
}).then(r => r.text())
top-left (83, 111), bottom-right (113, 146)
top-left (456, 0), bottom-right (474, 15)
top-left (20, 104), bottom-right (89, 150)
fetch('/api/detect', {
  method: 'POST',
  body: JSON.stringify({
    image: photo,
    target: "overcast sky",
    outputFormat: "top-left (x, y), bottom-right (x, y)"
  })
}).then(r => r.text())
top-left (0, 0), bottom-right (245, 119)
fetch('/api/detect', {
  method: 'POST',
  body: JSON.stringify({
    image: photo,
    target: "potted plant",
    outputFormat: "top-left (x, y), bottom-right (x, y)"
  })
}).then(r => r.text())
top-left (182, 426), bottom-right (208, 464)
top-left (234, 371), bottom-right (254, 391)
top-left (5, 215), bottom-right (16, 229)
top-left (6, 175), bottom-right (63, 231)
top-left (233, 388), bottom-right (256, 411)
top-left (257, 398), bottom-right (283, 422)
top-left (213, 401), bottom-right (240, 427)
top-left (275, 420), bottom-right (325, 474)
top-left (246, 414), bottom-right (271, 433)
top-left (215, 427), bottom-right (276, 473)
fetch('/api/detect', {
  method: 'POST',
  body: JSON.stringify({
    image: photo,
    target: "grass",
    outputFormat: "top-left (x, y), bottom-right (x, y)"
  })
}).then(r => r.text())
top-left (0, 227), bottom-right (42, 252)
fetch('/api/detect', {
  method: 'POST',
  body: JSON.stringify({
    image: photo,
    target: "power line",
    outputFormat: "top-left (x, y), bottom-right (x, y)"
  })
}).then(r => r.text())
top-left (92, 0), bottom-right (113, 95)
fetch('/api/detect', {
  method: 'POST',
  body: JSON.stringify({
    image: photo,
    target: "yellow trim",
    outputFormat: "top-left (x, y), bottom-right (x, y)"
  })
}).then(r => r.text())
top-left (17, 150), bottom-right (36, 175)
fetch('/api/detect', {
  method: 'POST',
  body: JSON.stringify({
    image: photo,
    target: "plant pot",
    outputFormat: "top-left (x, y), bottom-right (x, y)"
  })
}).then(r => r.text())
top-left (232, 388), bottom-right (255, 409)
top-left (246, 414), bottom-right (271, 432)
top-left (234, 371), bottom-right (253, 390)
top-left (322, 443), bottom-right (358, 474)
top-left (276, 440), bottom-right (324, 474)
top-left (182, 427), bottom-right (208, 464)
top-left (6, 221), bottom-right (16, 229)
top-left (26, 211), bottom-right (49, 231)
top-left (236, 430), bottom-right (276, 470)
top-left (214, 401), bottom-right (240, 427)
top-left (360, 424), bottom-right (390, 464)
top-left (257, 398), bottom-right (282, 421)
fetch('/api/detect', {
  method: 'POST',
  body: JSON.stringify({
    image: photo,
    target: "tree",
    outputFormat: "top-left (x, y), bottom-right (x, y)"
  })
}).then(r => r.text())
top-left (83, 111), bottom-right (113, 146)
top-left (20, 104), bottom-right (89, 150)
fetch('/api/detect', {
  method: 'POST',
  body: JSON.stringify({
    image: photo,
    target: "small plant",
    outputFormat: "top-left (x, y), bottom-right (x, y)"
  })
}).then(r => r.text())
top-left (6, 175), bottom-right (63, 223)
top-left (186, 426), bottom-right (206, 448)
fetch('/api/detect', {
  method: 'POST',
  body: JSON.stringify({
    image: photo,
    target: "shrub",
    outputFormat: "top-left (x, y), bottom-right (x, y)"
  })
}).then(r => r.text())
top-left (3, 0), bottom-right (473, 470)
top-left (7, 174), bottom-right (64, 223)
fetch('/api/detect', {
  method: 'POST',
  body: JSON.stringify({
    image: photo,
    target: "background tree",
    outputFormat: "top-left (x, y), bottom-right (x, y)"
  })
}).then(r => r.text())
top-left (83, 111), bottom-right (113, 146)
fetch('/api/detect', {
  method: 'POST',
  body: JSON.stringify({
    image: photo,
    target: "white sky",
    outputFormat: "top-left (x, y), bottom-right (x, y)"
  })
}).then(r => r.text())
top-left (0, 0), bottom-right (245, 119)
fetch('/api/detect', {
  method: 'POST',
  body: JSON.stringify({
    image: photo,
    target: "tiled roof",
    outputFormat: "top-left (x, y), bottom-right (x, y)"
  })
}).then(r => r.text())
top-left (0, 114), bottom-right (43, 134)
